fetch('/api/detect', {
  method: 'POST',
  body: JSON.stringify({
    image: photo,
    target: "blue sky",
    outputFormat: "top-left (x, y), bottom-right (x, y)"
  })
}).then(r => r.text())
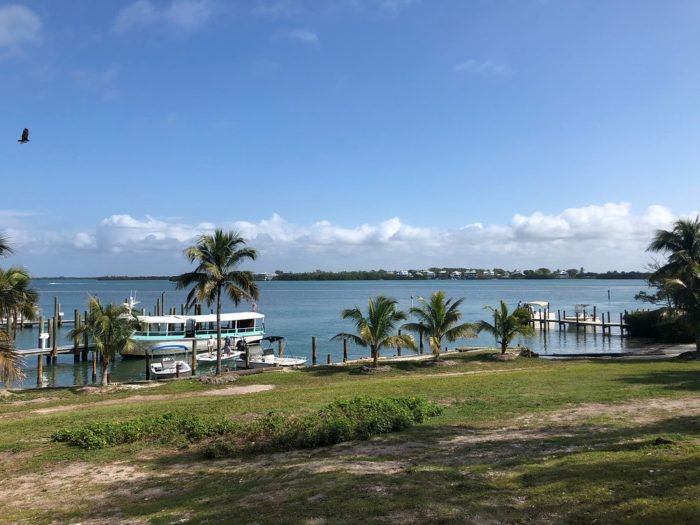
top-left (1, 0), bottom-right (699, 275)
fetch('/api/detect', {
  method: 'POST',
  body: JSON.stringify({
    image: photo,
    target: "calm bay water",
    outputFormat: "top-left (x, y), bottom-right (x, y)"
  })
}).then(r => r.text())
top-left (10, 278), bottom-right (653, 388)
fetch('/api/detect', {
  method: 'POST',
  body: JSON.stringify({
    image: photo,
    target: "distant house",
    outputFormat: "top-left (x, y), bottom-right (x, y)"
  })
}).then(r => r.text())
top-left (450, 271), bottom-right (462, 279)
top-left (482, 269), bottom-right (494, 279)
top-left (464, 270), bottom-right (478, 279)
top-left (557, 270), bottom-right (569, 279)
top-left (438, 270), bottom-right (449, 279)
top-left (424, 270), bottom-right (436, 279)
top-left (396, 270), bottom-right (410, 278)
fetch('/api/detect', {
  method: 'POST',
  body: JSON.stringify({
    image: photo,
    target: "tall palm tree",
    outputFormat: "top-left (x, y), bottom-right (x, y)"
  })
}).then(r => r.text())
top-left (332, 296), bottom-right (415, 368)
top-left (403, 291), bottom-right (476, 361)
top-left (0, 328), bottom-right (24, 388)
top-left (68, 296), bottom-right (137, 386)
top-left (649, 216), bottom-right (700, 282)
top-left (0, 267), bottom-right (39, 339)
top-left (176, 230), bottom-right (259, 375)
top-left (477, 300), bottom-right (534, 354)
top-left (648, 217), bottom-right (700, 353)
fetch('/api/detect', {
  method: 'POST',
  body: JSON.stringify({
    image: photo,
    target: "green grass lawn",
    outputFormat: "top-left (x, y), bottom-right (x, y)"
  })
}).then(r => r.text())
top-left (1, 351), bottom-right (698, 524)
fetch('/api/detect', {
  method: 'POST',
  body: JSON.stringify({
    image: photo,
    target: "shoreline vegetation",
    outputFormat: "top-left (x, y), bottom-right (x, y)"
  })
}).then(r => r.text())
top-left (37, 268), bottom-right (650, 281)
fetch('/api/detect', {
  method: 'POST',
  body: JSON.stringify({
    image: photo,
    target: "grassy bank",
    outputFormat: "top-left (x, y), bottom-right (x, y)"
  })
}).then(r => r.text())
top-left (1, 351), bottom-right (698, 524)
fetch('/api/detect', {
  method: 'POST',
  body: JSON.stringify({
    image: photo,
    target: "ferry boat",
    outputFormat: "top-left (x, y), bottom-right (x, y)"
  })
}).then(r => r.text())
top-left (124, 311), bottom-right (265, 357)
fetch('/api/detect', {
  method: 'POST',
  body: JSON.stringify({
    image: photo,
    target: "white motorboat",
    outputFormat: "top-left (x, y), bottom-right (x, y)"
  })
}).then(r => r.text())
top-left (195, 350), bottom-right (242, 363)
top-left (150, 357), bottom-right (192, 379)
top-left (523, 301), bottom-right (557, 324)
top-left (148, 344), bottom-right (192, 379)
top-left (235, 336), bottom-right (307, 369)
top-left (564, 304), bottom-right (601, 324)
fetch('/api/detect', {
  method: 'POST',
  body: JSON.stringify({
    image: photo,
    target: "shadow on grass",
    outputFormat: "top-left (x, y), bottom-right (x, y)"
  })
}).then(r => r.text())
top-left (615, 370), bottom-right (700, 392)
top-left (39, 413), bottom-right (700, 525)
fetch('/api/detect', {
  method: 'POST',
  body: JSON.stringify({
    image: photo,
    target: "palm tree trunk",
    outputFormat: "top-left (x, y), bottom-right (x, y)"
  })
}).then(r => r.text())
top-left (101, 358), bottom-right (110, 386)
top-left (216, 285), bottom-right (222, 375)
top-left (696, 333), bottom-right (700, 354)
top-left (501, 340), bottom-right (508, 354)
top-left (372, 345), bottom-right (378, 368)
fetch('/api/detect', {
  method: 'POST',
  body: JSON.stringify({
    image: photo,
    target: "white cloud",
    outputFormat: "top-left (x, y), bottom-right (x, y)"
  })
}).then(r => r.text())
top-left (0, 4), bottom-right (41, 56)
top-left (281, 28), bottom-right (319, 44)
top-left (0, 203), bottom-right (689, 275)
top-left (454, 59), bottom-right (509, 75)
top-left (114, 0), bottom-right (211, 33)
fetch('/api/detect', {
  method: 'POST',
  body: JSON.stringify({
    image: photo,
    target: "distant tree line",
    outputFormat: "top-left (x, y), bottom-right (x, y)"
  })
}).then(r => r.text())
top-left (271, 268), bottom-right (650, 281)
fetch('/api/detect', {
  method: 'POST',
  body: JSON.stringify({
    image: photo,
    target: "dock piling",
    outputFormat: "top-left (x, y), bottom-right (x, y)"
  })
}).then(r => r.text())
top-left (312, 336), bottom-right (317, 366)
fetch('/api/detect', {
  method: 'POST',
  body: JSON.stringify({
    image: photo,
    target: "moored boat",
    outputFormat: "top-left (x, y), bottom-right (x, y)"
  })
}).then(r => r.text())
top-left (234, 336), bottom-right (306, 369)
top-left (147, 344), bottom-right (192, 379)
top-left (123, 311), bottom-right (265, 357)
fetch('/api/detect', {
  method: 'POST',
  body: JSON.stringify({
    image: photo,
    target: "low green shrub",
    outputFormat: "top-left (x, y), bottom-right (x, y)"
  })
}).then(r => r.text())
top-left (52, 412), bottom-right (237, 449)
top-left (205, 396), bottom-right (442, 457)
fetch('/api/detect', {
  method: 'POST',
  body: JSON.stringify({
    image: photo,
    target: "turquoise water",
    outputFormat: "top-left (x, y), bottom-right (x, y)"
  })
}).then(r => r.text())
top-left (9, 278), bottom-right (652, 388)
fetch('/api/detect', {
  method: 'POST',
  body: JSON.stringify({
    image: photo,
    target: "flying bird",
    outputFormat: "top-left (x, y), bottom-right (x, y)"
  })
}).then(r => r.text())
top-left (18, 128), bottom-right (29, 144)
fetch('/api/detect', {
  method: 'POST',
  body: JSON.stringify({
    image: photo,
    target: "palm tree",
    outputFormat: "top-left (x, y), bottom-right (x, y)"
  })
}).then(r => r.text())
top-left (0, 233), bottom-right (12, 257)
top-left (402, 291), bottom-right (476, 361)
top-left (332, 295), bottom-right (415, 368)
top-left (648, 217), bottom-right (700, 353)
top-left (0, 328), bottom-right (24, 388)
top-left (68, 296), bottom-right (137, 386)
top-left (176, 230), bottom-right (259, 375)
top-left (0, 267), bottom-right (39, 339)
top-left (649, 216), bottom-right (700, 282)
top-left (477, 300), bottom-right (535, 354)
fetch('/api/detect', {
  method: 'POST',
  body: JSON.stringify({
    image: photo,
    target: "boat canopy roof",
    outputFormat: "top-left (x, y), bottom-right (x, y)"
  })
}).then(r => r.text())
top-left (524, 301), bottom-right (549, 307)
top-left (137, 312), bottom-right (264, 324)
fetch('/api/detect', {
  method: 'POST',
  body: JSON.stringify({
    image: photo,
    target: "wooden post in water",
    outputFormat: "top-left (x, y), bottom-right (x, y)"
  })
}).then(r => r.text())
top-left (343, 337), bottom-right (348, 363)
top-left (36, 354), bottom-right (43, 386)
top-left (620, 312), bottom-right (624, 335)
top-left (607, 312), bottom-right (611, 336)
top-left (37, 316), bottom-right (44, 349)
top-left (54, 297), bottom-right (60, 328)
top-left (278, 338), bottom-right (284, 357)
top-left (312, 336), bottom-right (317, 366)
top-left (155, 298), bottom-right (160, 317)
top-left (161, 292), bottom-right (166, 317)
top-left (73, 309), bottom-right (80, 362)
top-left (176, 362), bottom-right (181, 378)
top-left (191, 340), bottom-right (197, 376)
top-left (47, 318), bottom-right (54, 365)
top-left (245, 345), bottom-right (250, 369)
top-left (51, 307), bottom-right (58, 364)
top-left (557, 310), bottom-right (562, 331)
top-left (419, 328), bottom-right (424, 354)
top-left (180, 303), bottom-right (185, 315)
top-left (82, 311), bottom-right (89, 361)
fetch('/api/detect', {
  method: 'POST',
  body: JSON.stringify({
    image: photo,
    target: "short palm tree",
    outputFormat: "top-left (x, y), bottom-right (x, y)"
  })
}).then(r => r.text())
top-left (176, 230), bottom-right (259, 375)
top-left (403, 291), bottom-right (476, 361)
top-left (68, 296), bottom-right (138, 386)
top-left (477, 300), bottom-right (535, 354)
top-left (0, 266), bottom-right (39, 339)
top-left (332, 295), bottom-right (415, 368)
top-left (0, 328), bottom-right (24, 388)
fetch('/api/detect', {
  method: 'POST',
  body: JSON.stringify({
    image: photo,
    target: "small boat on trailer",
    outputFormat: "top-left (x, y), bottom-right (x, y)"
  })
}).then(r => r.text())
top-left (235, 336), bottom-right (307, 369)
top-left (147, 344), bottom-right (192, 379)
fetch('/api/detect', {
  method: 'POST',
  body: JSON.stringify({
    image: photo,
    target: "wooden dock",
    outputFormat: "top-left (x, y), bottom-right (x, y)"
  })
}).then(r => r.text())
top-left (528, 306), bottom-right (629, 336)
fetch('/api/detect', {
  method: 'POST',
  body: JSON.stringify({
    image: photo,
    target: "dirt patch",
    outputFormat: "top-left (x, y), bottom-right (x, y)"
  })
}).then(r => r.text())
top-left (199, 384), bottom-right (274, 396)
top-left (421, 359), bottom-right (458, 368)
top-left (27, 384), bottom-right (276, 415)
top-left (296, 459), bottom-right (406, 475)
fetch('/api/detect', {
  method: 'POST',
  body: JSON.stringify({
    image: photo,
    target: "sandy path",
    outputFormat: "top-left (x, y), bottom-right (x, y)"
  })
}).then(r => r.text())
top-left (13, 384), bottom-right (276, 416)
